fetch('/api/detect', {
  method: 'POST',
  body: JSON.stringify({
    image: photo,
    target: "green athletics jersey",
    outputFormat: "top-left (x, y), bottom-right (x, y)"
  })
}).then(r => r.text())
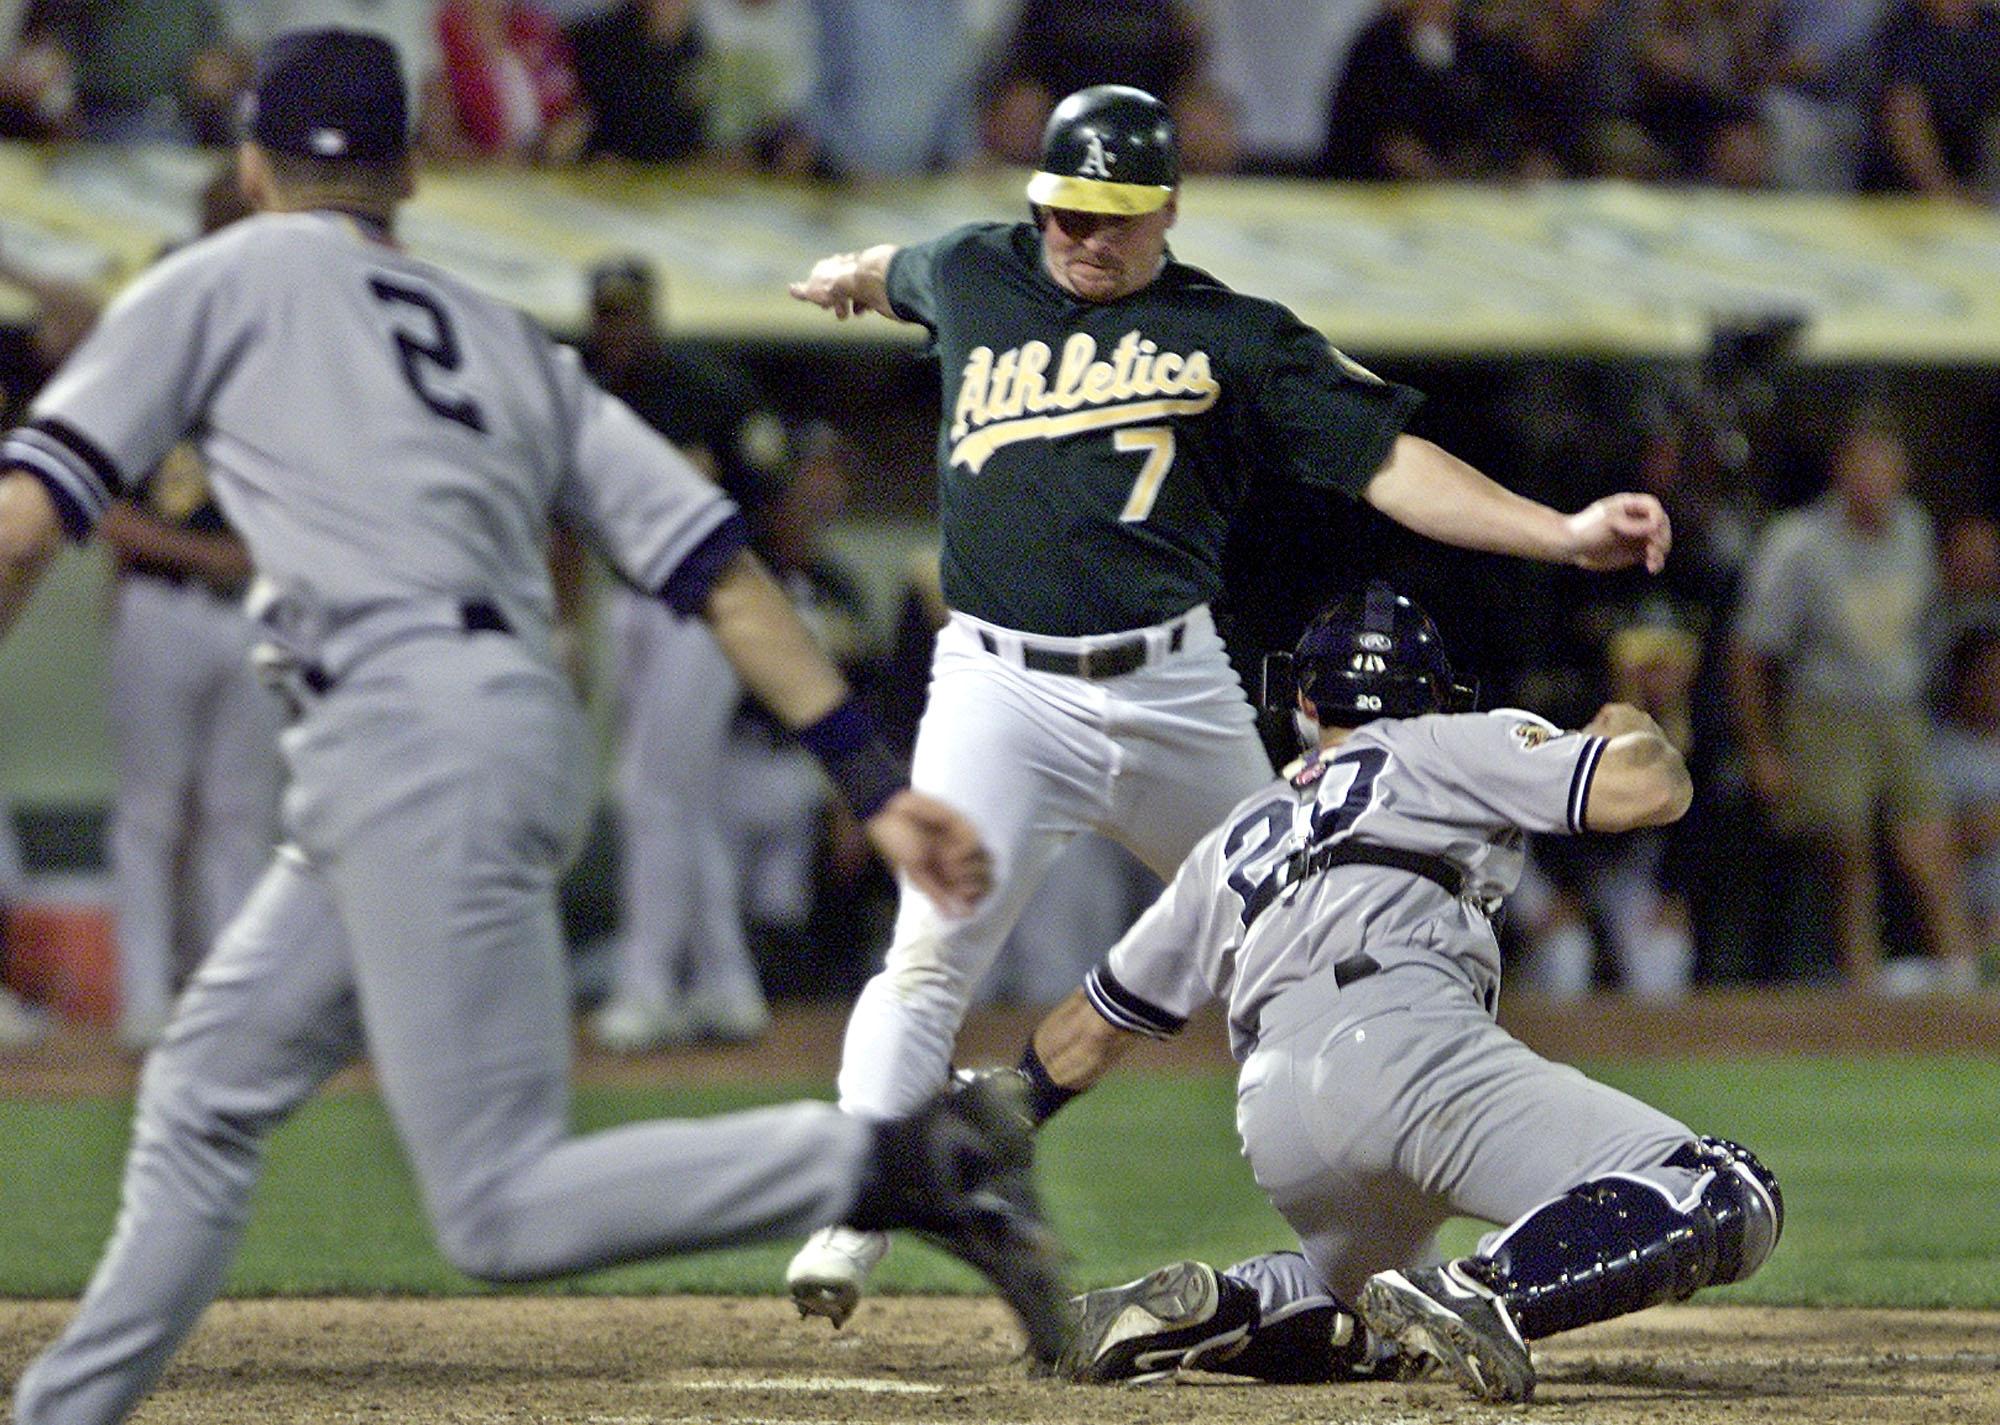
top-left (886, 221), bottom-right (1424, 637)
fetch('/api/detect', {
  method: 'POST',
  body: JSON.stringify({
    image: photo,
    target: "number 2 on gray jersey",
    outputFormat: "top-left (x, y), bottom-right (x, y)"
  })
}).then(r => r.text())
top-left (369, 276), bottom-right (487, 434)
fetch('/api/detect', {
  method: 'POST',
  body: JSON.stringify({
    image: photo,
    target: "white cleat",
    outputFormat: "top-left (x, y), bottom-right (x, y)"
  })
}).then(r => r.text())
top-left (787, 1225), bottom-right (890, 1328)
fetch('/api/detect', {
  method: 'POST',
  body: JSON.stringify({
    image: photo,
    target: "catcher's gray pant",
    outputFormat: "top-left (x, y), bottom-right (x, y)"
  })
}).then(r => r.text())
top-left (14, 633), bottom-right (870, 1425)
top-left (1236, 961), bottom-right (1695, 1306)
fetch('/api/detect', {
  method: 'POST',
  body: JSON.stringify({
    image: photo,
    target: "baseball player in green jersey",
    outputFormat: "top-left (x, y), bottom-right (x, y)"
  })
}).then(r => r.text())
top-left (784, 83), bottom-right (1675, 1323)
top-left (0, 31), bottom-right (1066, 1424)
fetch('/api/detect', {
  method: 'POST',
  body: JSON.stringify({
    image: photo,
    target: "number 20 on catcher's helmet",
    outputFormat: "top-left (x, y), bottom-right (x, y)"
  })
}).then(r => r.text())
top-left (1272, 581), bottom-right (1478, 728)
top-left (1026, 85), bottom-right (1179, 216)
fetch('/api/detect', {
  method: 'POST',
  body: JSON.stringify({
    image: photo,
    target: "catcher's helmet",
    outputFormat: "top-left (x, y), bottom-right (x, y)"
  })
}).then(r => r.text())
top-left (1025, 85), bottom-right (1178, 216)
top-left (1287, 582), bottom-right (1477, 727)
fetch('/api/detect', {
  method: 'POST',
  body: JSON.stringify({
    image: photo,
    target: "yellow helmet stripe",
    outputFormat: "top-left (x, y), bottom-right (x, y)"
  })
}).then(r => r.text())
top-left (1025, 170), bottom-right (1174, 215)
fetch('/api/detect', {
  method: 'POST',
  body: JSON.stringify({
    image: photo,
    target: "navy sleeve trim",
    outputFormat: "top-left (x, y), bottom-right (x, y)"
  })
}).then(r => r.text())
top-left (1567, 734), bottom-right (1609, 834)
top-left (1084, 963), bottom-right (1187, 1040)
top-left (32, 417), bottom-right (124, 495)
top-left (656, 512), bottom-right (749, 615)
top-left (3, 418), bottom-right (124, 538)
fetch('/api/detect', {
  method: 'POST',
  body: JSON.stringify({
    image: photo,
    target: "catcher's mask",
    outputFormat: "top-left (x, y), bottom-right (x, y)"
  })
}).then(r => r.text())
top-left (1264, 581), bottom-right (1478, 729)
top-left (1025, 84), bottom-right (1178, 216)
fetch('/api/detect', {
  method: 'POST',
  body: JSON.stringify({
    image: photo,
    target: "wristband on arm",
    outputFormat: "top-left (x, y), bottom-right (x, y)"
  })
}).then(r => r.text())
top-left (797, 696), bottom-right (905, 820)
top-left (1016, 1041), bottom-right (1080, 1126)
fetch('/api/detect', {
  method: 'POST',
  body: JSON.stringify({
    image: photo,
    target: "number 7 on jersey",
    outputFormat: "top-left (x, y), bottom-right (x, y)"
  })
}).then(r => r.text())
top-left (1115, 426), bottom-right (1175, 522)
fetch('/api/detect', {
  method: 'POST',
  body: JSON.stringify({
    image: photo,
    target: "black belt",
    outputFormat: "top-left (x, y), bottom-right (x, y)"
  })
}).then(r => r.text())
top-left (1284, 841), bottom-right (1466, 899)
top-left (977, 621), bottom-right (1186, 680)
top-left (300, 600), bottom-right (512, 695)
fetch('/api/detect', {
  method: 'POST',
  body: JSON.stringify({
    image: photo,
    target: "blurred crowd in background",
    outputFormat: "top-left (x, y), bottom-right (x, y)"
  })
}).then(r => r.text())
top-left (0, 0), bottom-right (1995, 198)
top-left (3, 2), bottom-right (2000, 1055)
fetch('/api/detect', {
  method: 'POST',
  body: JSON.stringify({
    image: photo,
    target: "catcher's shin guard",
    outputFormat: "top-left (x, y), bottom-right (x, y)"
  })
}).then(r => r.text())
top-left (1470, 1136), bottom-right (1783, 1340)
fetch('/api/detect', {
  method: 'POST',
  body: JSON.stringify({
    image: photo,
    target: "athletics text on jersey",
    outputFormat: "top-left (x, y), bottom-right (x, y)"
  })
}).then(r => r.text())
top-left (887, 223), bottom-right (1423, 636)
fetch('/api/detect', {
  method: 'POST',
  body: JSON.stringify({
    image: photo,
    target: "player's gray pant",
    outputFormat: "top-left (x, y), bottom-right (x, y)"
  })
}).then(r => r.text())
top-left (1237, 961), bottom-right (1695, 1305)
top-left (14, 634), bottom-right (870, 1425)
top-left (607, 590), bottom-right (764, 1016)
top-left (106, 577), bottom-right (283, 1027)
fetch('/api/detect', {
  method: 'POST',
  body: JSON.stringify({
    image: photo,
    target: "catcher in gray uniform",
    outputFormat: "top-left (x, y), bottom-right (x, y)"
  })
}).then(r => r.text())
top-left (0, 31), bottom-right (1065, 1425)
top-left (1010, 583), bottom-right (1782, 1403)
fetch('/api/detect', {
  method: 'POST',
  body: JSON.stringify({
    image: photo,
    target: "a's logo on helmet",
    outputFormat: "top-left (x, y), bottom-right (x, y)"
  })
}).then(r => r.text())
top-left (1079, 132), bottom-right (1116, 179)
top-left (1358, 632), bottom-right (1392, 652)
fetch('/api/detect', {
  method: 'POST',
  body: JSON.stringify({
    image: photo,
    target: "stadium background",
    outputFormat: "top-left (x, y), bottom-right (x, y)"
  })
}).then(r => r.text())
top-left (4, 148), bottom-right (1999, 985)
top-left (2, 141), bottom-right (1999, 1423)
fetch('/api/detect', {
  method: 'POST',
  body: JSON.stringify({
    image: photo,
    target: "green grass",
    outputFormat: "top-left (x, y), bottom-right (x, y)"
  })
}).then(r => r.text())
top-left (3, 1057), bottom-right (1998, 1306)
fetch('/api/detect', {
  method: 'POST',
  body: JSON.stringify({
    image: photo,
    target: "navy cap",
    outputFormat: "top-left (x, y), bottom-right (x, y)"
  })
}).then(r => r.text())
top-left (242, 29), bottom-right (408, 162)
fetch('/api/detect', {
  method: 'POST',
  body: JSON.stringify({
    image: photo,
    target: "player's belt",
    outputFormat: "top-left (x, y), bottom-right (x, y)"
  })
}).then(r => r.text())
top-left (298, 600), bottom-right (514, 695)
top-left (976, 620), bottom-right (1187, 680)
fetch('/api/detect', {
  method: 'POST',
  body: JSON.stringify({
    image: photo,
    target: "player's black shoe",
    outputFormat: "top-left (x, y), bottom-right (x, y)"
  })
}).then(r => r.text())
top-left (1357, 1263), bottom-right (1536, 1403)
top-left (1056, 1259), bottom-right (1257, 1383)
top-left (847, 1074), bottom-right (1070, 1367)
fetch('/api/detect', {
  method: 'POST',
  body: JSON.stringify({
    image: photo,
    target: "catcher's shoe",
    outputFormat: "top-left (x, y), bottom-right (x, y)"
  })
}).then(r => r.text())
top-left (787, 1226), bottom-right (890, 1328)
top-left (1057, 1260), bottom-right (1256, 1384)
top-left (838, 1074), bottom-right (1070, 1365)
top-left (1357, 1263), bottom-right (1535, 1404)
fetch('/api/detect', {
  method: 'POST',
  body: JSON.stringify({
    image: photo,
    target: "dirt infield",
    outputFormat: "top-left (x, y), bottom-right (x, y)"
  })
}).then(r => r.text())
top-left (4, 1297), bottom-right (1997, 1425)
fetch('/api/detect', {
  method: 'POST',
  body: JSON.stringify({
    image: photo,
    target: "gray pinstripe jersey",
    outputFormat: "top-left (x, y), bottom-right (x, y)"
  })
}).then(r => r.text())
top-left (6, 210), bottom-right (729, 657)
top-left (1092, 710), bottom-right (1608, 1056)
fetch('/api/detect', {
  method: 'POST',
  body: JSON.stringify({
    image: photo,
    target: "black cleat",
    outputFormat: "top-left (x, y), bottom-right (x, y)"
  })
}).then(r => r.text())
top-left (1358, 1263), bottom-right (1536, 1403)
top-left (1057, 1260), bottom-right (1255, 1384)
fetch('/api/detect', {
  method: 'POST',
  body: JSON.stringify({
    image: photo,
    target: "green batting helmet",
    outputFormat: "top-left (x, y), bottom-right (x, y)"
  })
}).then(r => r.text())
top-left (1025, 85), bottom-right (1178, 216)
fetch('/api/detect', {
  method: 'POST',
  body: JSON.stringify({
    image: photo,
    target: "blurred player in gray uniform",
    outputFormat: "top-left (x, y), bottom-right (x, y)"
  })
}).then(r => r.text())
top-left (784, 82), bottom-right (1674, 1321)
top-left (578, 257), bottom-right (794, 1050)
top-left (97, 169), bottom-right (284, 1054)
top-left (100, 453), bottom-right (283, 1052)
top-left (1012, 584), bottom-right (1781, 1403)
top-left (0, 31), bottom-right (1065, 1425)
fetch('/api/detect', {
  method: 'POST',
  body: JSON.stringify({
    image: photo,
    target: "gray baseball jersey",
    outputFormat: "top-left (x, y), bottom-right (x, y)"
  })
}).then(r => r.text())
top-left (1092, 709), bottom-right (1607, 1056)
top-left (1080, 709), bottom-right (1691, 1308)
top-left (8, 211), bottom-right (884, 1425)
top-left (16, 211), bottom-right (728, 645)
